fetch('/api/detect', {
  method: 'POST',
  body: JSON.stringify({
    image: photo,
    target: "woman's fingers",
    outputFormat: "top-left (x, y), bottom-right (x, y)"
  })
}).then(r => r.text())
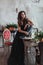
top-left (25, 32), bottom-right (29, 35)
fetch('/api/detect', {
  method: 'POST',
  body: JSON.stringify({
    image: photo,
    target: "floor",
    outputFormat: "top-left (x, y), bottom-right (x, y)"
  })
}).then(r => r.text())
top-left (0, 53), bottom-right (7, 65)
top-left (0, 47), bottom-right (36, 65)
top-left (0, 47), bottom-right (11, 65)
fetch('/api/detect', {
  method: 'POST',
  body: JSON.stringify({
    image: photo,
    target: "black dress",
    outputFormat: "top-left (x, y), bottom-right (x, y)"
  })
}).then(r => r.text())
top-left (7, 24), bottom-right (26, 65)
top-left (7, 23), bottom-right (32, 65)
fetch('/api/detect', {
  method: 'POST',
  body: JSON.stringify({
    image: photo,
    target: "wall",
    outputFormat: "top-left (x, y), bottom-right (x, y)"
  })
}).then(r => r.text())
top-left (0, 0), bottom-right (43, 30)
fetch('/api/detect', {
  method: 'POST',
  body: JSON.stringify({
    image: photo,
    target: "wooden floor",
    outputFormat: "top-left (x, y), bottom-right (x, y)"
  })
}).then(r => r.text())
top-left (0, 53), bottom-right (7, 65)
top-left (0, 47), bottom-right (11, 65)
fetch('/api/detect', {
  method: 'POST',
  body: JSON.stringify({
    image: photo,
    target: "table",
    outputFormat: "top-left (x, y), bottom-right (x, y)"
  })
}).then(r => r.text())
top-left (21, 37), bottom-right (38, 65)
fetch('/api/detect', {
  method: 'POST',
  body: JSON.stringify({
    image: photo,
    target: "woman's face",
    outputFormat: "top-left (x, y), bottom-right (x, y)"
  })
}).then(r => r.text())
top-left (21, 12), bottom-right (26, 20)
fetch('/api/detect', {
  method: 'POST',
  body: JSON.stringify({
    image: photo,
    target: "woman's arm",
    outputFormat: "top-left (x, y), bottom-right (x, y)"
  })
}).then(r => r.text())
top-left (24, 24), bottom-right (28, 30)
top-left (18, 24), bottom-right (29, 35)
top-left (24, 19), bottom-right (33, 30)
top-left (28, 19), bottom-right (33, 26)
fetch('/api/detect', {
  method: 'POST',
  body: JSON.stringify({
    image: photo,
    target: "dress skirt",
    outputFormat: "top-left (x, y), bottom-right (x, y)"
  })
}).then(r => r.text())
top-left (7, 31), bottom-right (25, 65)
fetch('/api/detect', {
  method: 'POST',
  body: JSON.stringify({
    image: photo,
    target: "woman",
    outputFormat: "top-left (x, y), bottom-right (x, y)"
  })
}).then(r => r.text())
top-left (7, 11), bottom-right (33, 65)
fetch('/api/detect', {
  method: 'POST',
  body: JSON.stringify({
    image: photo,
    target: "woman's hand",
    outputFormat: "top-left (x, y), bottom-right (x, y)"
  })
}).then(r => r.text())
top-left (24, 31), bottom-right (29, 35)
top-left (18, 24), bottom-right (29, 35)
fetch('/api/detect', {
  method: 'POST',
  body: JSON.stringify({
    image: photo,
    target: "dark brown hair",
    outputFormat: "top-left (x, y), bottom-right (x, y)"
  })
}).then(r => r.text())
top-left (18, 11), bottom-right (33, 26)
top-left (18, 11), bottom-right (27, 26)
top-left (18, 11), bottom-right (26, 21)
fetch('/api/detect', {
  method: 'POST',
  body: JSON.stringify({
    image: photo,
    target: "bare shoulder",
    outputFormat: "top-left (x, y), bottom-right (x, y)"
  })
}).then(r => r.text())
top-left (26, 18), bottom-right (33, 25)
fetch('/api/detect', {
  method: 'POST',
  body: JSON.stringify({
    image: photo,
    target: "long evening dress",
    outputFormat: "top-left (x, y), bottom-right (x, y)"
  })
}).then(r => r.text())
top-left (7, 21), bottom-right (32, 65)
top-left (7, 24), bottom-right (26, 65)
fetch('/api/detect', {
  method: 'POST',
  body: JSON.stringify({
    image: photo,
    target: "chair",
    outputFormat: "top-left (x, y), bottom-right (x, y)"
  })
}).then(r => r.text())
top-left (3, 28), bottom-right (12, 56)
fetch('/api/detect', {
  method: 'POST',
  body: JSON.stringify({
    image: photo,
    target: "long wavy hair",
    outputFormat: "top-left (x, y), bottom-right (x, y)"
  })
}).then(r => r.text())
top-left (17, 11), bottom-right (33, 26)
top-left (18, 11), bottom-right (26, 21)
top-left (18, 11), bottom-right (27, 26)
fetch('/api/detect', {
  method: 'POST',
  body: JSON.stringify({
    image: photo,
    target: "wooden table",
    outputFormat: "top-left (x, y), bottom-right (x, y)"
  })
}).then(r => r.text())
top-left (21, 37), bottom-right (38, 65)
